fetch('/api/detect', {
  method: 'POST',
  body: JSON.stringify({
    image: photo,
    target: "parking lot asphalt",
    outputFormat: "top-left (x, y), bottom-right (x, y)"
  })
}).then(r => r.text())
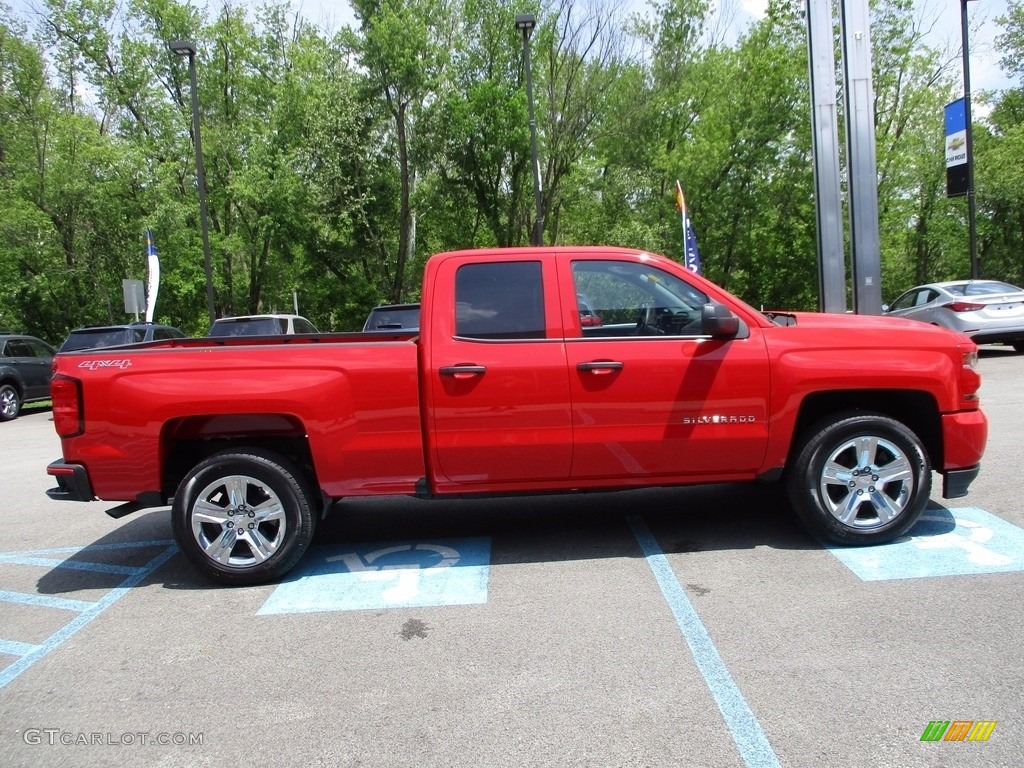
top-left (1, 347), bottom-right (1022, 767)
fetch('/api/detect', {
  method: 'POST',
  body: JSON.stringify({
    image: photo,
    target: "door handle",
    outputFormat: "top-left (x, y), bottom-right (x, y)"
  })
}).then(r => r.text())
top-left (577, 361), bottom-right (624, 374)
top-left (440, 365), bottom-right (487, 379)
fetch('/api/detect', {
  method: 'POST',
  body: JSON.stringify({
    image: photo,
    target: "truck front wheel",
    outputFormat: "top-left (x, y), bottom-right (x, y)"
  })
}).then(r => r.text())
top-left (172, 449), bottom-right (315, 585)
top-left (786, 413), bottom-right (931, 545)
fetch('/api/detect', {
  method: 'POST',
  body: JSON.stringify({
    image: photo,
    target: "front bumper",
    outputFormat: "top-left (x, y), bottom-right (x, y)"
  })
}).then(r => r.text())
top-left (942, 464), bottom-right (980, 499)
top-left (46, 460), bottom-right (95, 502)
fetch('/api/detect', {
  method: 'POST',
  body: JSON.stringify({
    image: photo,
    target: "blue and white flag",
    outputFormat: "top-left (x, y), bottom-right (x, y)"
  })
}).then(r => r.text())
top-left (675, 180), bottom-right (702, 275)
top-left (145, 229), bottom-right (160, 322)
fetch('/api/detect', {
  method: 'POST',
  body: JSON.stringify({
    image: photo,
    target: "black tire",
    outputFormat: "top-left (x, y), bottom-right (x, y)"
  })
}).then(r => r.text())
top-left (172, 448), bottom-right (316, 585)
top-left (786, 413), bottom-right (931, 545)
top-left (1013, 341), bottom-right (1024, 353)
top-left (0, 383), bottom-right (22, 421)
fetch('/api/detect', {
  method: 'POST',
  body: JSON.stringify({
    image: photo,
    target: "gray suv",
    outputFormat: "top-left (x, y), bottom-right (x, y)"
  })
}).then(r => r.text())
top-left (59, 322), bottom-right (186, 353)
top-left (0, 333), bottom-right (56, 421)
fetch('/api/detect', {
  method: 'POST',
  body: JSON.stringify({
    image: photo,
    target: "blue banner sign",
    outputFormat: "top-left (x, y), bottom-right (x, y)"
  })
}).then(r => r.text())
top-left (945, 98), bottom-right (969, 197)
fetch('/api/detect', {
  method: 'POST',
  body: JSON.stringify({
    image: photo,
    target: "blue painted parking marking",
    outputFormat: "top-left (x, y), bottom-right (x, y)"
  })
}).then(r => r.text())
top-left (0, 540), bottom-right (178, 690)
top-left (628, 516), bottom-right (781, 768)
top-left (258, 537), bottom-right (491, 615)
top-left (825, 507), bottom-right (1024, 581)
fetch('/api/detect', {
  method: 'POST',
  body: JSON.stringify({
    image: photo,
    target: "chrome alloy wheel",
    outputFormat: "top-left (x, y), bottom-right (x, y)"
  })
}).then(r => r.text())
top-left (818, 434), bottom-right (914, 529)
top-left (190, 474), bottom-right (288, 567)
top-left (0, 385), bottom-right (20, 420)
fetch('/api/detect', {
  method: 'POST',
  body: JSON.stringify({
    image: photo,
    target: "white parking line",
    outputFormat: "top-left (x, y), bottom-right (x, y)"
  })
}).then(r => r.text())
top-left (0, 541), bottom-right (178, 690)
top-left (628, 515), bottom-right (782, 768)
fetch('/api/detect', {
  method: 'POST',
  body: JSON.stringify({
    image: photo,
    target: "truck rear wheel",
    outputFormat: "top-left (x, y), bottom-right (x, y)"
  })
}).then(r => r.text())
top-left (0, 383), bottom-right (22, 421)
top-left (172, 449), bottom-right (315, 585)
top-left (786, 413), bottom-right (931, 545)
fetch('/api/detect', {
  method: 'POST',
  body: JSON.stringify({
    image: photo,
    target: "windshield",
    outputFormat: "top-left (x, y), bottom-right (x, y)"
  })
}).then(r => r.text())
top-left (59, 329), bottom-right (132, 352)
top-left (363, 306), bottom-right (420, 331)
top-left (209, 318), bottom-right (287, 336)
top-left (945, 281), bottom-right (1022, 297)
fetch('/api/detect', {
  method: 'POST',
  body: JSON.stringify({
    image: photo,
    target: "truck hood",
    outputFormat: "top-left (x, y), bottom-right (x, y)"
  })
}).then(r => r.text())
top-left (764, 311), bottom-right (974, 347)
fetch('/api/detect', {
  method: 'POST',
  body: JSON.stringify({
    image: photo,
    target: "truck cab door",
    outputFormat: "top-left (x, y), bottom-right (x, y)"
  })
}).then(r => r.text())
top-left (424, 256), bottom-right (572, 491)
top-left (563, 256), bottom-right (770, 481)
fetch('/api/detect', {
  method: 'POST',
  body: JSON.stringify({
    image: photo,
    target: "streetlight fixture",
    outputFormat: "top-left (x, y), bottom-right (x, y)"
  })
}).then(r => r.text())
top-left (515, 13), bottom-right (543, 247)
top-left (960, 0), bottom-right (980, 280)
top-left (169, 39), bottom-right (216, 324)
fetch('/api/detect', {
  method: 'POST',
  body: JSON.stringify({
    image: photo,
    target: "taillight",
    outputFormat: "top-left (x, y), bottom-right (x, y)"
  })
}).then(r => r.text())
top-left (51, 375), bottom-right (84, 437)
top-left (944, 301), bottom-right (985, 312)
top-left (960, 349), bottom-right (981, 405)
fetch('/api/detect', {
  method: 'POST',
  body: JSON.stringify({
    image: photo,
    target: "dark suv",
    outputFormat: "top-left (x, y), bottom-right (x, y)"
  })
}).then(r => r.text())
top-left (58, 322), bottom-right (186, 353)
top-left (0, 333), bottom-right (56, 421)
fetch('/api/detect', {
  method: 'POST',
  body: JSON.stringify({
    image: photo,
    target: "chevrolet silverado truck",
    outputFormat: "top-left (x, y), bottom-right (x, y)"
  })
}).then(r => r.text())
top-left (46, 247), bottom-right (989, 584)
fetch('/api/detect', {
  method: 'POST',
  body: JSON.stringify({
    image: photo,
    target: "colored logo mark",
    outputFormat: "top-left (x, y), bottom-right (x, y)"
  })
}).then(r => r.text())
top-left (920, 720), bottom-right (997, 742)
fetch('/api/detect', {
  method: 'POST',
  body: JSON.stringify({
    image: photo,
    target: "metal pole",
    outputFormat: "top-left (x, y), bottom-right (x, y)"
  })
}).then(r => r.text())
top-left (961, 0), bottom-right (980, 280)
top-left (839, 0), bottom-right (883, 315)
top-left (517, 14), bottom-right (543, 246)
top-left (806, 0), bottom-right (847, 313)
top-left (170, 41), bottom-right (216, 324)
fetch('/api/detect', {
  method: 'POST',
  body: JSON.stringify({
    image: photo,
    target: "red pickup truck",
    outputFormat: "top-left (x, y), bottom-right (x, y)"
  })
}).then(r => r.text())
top-left (46, 247), bottom-right (988, 584)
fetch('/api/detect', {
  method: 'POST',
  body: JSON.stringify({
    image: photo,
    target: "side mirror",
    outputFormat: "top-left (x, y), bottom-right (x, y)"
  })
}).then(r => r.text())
top-left (881, 304), bottom-right (890, 313)
top-left (701, 303), bottom-right (740, 339)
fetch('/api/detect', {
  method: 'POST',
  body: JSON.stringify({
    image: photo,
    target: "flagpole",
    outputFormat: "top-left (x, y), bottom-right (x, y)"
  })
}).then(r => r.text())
top-left (675, 180), bottom-right (702, 275)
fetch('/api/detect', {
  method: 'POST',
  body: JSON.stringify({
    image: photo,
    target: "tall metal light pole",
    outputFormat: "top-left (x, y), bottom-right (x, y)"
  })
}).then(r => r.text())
top-left (960, 0), bottom-right (980, 280)
top-left (515, 13), bottom-right (543, 247)
top-left (169, 40), bottom-right (216, 324)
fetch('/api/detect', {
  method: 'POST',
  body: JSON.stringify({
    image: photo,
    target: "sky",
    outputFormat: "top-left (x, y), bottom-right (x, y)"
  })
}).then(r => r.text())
top-left (283, 0), bottom-right (1016, 92)
top-left (8, 0), bottom-right (1018, 94)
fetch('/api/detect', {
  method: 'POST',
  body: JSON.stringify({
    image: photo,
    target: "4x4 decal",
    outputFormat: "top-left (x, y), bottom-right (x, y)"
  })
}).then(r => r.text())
top-left (77, 359), bottom-right (133, 370)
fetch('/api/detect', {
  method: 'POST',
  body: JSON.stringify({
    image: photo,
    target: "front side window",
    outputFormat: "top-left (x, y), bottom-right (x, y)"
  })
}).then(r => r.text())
top-left (571, 261), bottom-right (708, 337)
top-left (455, 261), bottom-right (545, 340)
top-left (26, 339), bottom-right (53, 356)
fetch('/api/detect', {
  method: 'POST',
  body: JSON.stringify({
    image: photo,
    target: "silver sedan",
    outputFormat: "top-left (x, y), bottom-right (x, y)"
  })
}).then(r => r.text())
top-left (883, 280), bottom-right (1024, 351)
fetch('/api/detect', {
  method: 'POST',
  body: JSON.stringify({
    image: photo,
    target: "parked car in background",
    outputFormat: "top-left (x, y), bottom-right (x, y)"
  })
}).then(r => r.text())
top-left (208, 314), bottom-right (318, 337)
top-left (362, 304), bottom-right (420, 332)
top-left (576, 294), bottom-right (602, 328)
top-left (59, 322), bottom-right (186, 353)
top-left (883, 280), bottom-right (1024, 352)
top-left (0, 333), bottom-right (55, 420)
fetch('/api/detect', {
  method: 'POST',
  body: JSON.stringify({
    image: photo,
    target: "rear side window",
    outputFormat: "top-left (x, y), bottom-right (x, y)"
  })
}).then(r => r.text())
top-left (5, 340), bottom-right (32, 357)
top-left (455, 262), bottom-right (545, 340)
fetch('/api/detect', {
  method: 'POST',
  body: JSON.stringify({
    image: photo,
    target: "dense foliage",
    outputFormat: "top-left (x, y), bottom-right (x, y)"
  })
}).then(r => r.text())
top-left (0, 0), bottom-right (1021, 341)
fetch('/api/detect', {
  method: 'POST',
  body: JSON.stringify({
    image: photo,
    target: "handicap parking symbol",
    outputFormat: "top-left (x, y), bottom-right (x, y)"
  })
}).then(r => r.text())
top-left (257, 537), bottom-right (491, 615)
top-left (825, 507), bottom-right (1024, 581)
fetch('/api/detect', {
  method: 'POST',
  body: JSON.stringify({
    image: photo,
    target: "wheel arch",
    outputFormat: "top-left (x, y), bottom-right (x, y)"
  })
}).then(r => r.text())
top-left (789, 390), bottom-right (943, 471)
top-left (0, 375), bottom-right (24, 396)
top-left (160, 414), bottom-right (322, 513)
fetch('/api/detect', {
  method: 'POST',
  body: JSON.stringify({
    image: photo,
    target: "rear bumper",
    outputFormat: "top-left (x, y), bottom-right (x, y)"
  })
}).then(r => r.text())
top-left (46, 460), bottom-right (95, 502)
